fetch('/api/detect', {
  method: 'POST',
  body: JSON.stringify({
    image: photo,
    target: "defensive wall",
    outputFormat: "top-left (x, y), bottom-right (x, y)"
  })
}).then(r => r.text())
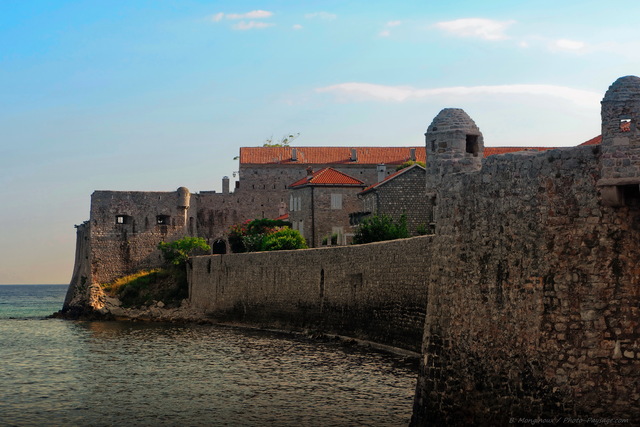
top-left (188, 78), bottom-right (640, 422)
top-left (188, 236), bottom-right (432, 353)
top-left (63, 76), bottom-right (640, 422)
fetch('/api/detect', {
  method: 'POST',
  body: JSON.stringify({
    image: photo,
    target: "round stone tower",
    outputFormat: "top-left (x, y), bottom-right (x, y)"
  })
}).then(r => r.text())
top-left (176, 186), bottom-right (190, 208)
top-left (598, 76), bottom-right (640, 206)
top-left (425, 108), bottom-right (484, 193)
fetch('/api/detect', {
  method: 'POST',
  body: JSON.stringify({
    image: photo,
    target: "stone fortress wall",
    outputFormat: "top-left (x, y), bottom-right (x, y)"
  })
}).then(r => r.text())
top-left (187, 77), bottom-right (640, 422)
top-left (64, 76), bottom-right (640, 422)
top-left (189, 236), bottom-right (432, 353)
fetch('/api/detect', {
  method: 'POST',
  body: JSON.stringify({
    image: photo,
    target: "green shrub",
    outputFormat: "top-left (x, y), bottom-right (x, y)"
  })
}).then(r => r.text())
top-left (228, 218), bottom-right (297, 253)
top-left (261, 228), bottom-right (308, 251)
top-left (352, 214), bottom-right (409, 244)
top-left (158, 237), bottom-right (211, 266)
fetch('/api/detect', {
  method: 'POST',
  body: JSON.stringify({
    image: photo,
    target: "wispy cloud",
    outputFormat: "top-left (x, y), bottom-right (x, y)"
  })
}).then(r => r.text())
top-left (233, 21), bottom-right (275, 30)
top-left (316, 82), bottom-right (601, 107)
top-left (435, 18), bottom-right (515, 41)
top-left (212, 10), bottom-right (273, 21)
top-left (292, 24), bottom-right (303, 30)
top-left (305, 12), bottom-right (337, 20)
top-left (379, 20), bottom-right (402, 37)
top-left (551, 39), bottom-right (586, 51)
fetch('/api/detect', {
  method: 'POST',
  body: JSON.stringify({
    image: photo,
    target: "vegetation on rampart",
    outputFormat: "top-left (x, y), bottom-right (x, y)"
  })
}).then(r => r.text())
top-left (395, 160), bottom-right (425, 171)
top-left (229, 218), bottom-right (307, 252)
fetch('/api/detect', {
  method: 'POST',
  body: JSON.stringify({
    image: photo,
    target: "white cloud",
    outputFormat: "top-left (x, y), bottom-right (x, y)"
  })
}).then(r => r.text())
top-left (305, 12), bottom-right (337, 20)
top-left (551, 39), bottom-right (586, 51)
top-left (435, 18), bottom-right (515, 41)
top-left (379, 20), bottom-right (401, 37)
top-left (316, 82), bottom-right (601, 107)
top-left (292, 24), bottom-right (303, 30)
top-left (233, 21), bottom-right (275, 30)
top-left (212, 10), bottom-right (273, 21)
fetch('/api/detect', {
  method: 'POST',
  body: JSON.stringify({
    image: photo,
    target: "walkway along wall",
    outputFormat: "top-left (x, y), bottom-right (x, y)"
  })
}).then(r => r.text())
top-left (188, 236), bottom-right (433, 353)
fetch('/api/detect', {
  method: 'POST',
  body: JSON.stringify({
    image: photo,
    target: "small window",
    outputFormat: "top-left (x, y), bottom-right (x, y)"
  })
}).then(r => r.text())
top-left (466, 135), bottom-right (479, 157)
top-left (620, 119), bottom-right (631, 132)
top-left (156, 215), bottom-right (170, 225)
top-left (115, 215), bottom-right (131, 225)
top-left (331, 194), bottom-right (343, 210)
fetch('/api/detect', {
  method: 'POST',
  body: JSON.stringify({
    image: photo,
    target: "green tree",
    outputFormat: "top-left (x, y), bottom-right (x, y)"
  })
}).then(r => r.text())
top-left (158, 237), bottom-right (211, 266)
top-left (261, 228), bottom-right (308, 251)
top-left (228, 218), bottom-right (293, 253)
top-left (352, 214), bottom-right (409, 244)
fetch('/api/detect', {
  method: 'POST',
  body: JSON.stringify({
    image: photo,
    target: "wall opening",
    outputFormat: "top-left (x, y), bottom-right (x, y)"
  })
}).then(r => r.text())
top-left (622, 184), bottom-right (640, 207)
top-left (212, 239), bottom-right (227, 254)
top-left (466, 135), bottom-right (479, 157)
top-left (156, 215), bottom-right (170, 225)
top-left (620, 118), bottom-right (631, 132)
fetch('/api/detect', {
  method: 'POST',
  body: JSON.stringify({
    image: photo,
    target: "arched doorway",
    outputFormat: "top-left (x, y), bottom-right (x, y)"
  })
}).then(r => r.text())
top-left (212, 239), bottom-right (227, 255)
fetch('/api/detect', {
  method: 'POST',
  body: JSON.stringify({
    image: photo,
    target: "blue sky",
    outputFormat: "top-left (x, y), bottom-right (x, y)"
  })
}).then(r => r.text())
top-left (1, 0), bottom-right (638, 284)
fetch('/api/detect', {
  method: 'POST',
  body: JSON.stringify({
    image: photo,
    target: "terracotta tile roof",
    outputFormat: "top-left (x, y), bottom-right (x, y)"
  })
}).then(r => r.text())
top-left (241, 145), bottom-right (560, 165)
top-left (360, 164), bottom-right (425, 195)
top-left (274, 213), bottom-right (289, 221)
top-left (240, 146), bottom-right (426, 165)
top-left (579, 135), bottom-right (602, 146)
top-left (289, 167), bottom-right (365, 188)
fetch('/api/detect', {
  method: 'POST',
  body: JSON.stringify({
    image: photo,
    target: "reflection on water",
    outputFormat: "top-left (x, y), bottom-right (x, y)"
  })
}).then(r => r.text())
top-left (1, 319), bottom-right (418, 426)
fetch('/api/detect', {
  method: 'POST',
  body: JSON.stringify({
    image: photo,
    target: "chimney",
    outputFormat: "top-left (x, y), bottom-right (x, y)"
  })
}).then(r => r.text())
top-left (410, 148), bottom-right (416, 161)
top-left (291, 148), bottom-right (298, 161)
top-left (350, 148), bottom-right (358, 162)
top-left (222, 176), bottom-right (230, 194)
top-left (377, 164), bottom-right (386, 182)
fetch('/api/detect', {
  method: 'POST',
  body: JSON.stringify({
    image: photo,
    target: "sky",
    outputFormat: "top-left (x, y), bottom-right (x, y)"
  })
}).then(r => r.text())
top-left (1, 0), bottom-right (639, 284)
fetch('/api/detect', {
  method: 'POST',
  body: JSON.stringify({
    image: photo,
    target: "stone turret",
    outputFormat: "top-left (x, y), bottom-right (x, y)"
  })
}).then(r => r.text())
top-left (598, 76), bottom-right (640, 206)
top-left (425, 108), bottom-right (484, 194)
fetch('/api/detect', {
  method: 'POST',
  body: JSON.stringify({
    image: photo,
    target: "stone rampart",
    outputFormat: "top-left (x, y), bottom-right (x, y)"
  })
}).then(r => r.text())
top-left (412, 145), bottom-right (639, 424)
top-left (189, 236), bottom-right (432, 352)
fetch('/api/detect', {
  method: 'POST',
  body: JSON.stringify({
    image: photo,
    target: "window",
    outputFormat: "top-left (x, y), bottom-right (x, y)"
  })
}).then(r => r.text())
top-left (331, 194), bottom-right (343, 210)
top-left (290, 195), bottom-right (302, 211)
top-left (466, 135), bottom-right (479, 157)
top-left (620, 118), bottom-right (631, 132)
top-left (115, 215), bottom-right (131, 225)
top-left (156, 215), bottom-right (170, 225)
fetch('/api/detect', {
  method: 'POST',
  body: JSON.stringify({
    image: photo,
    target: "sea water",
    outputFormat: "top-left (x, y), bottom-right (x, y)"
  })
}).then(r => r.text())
top-left (0, 285), bottom-right (418, 426)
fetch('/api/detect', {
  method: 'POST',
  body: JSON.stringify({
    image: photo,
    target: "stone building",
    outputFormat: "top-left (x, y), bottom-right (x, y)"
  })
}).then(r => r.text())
top-left (238, 146), bottom-right (426, 220)
top-left (288, 167), bottom-right (366, 247)
top-left (357, 164), bottom-right (430, 235)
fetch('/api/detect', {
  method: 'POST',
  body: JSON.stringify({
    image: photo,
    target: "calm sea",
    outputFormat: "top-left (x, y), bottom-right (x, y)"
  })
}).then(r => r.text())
top-left (0, 285), bottom-right (418, 426)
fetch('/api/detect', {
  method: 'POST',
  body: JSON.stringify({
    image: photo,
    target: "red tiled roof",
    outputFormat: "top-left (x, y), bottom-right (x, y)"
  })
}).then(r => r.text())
top-left (579, 135), bottom-right (602, 146)
top-left (240, 146), bottom-right (561, 165)
top-left (274, 213), bottom-right (289, 221)
top-left (289, 167), bottom-right (365, 188)
top-left (360, 164), bottom-right (425, 195)
top-left (240, 146), bottom-right (426, 165)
